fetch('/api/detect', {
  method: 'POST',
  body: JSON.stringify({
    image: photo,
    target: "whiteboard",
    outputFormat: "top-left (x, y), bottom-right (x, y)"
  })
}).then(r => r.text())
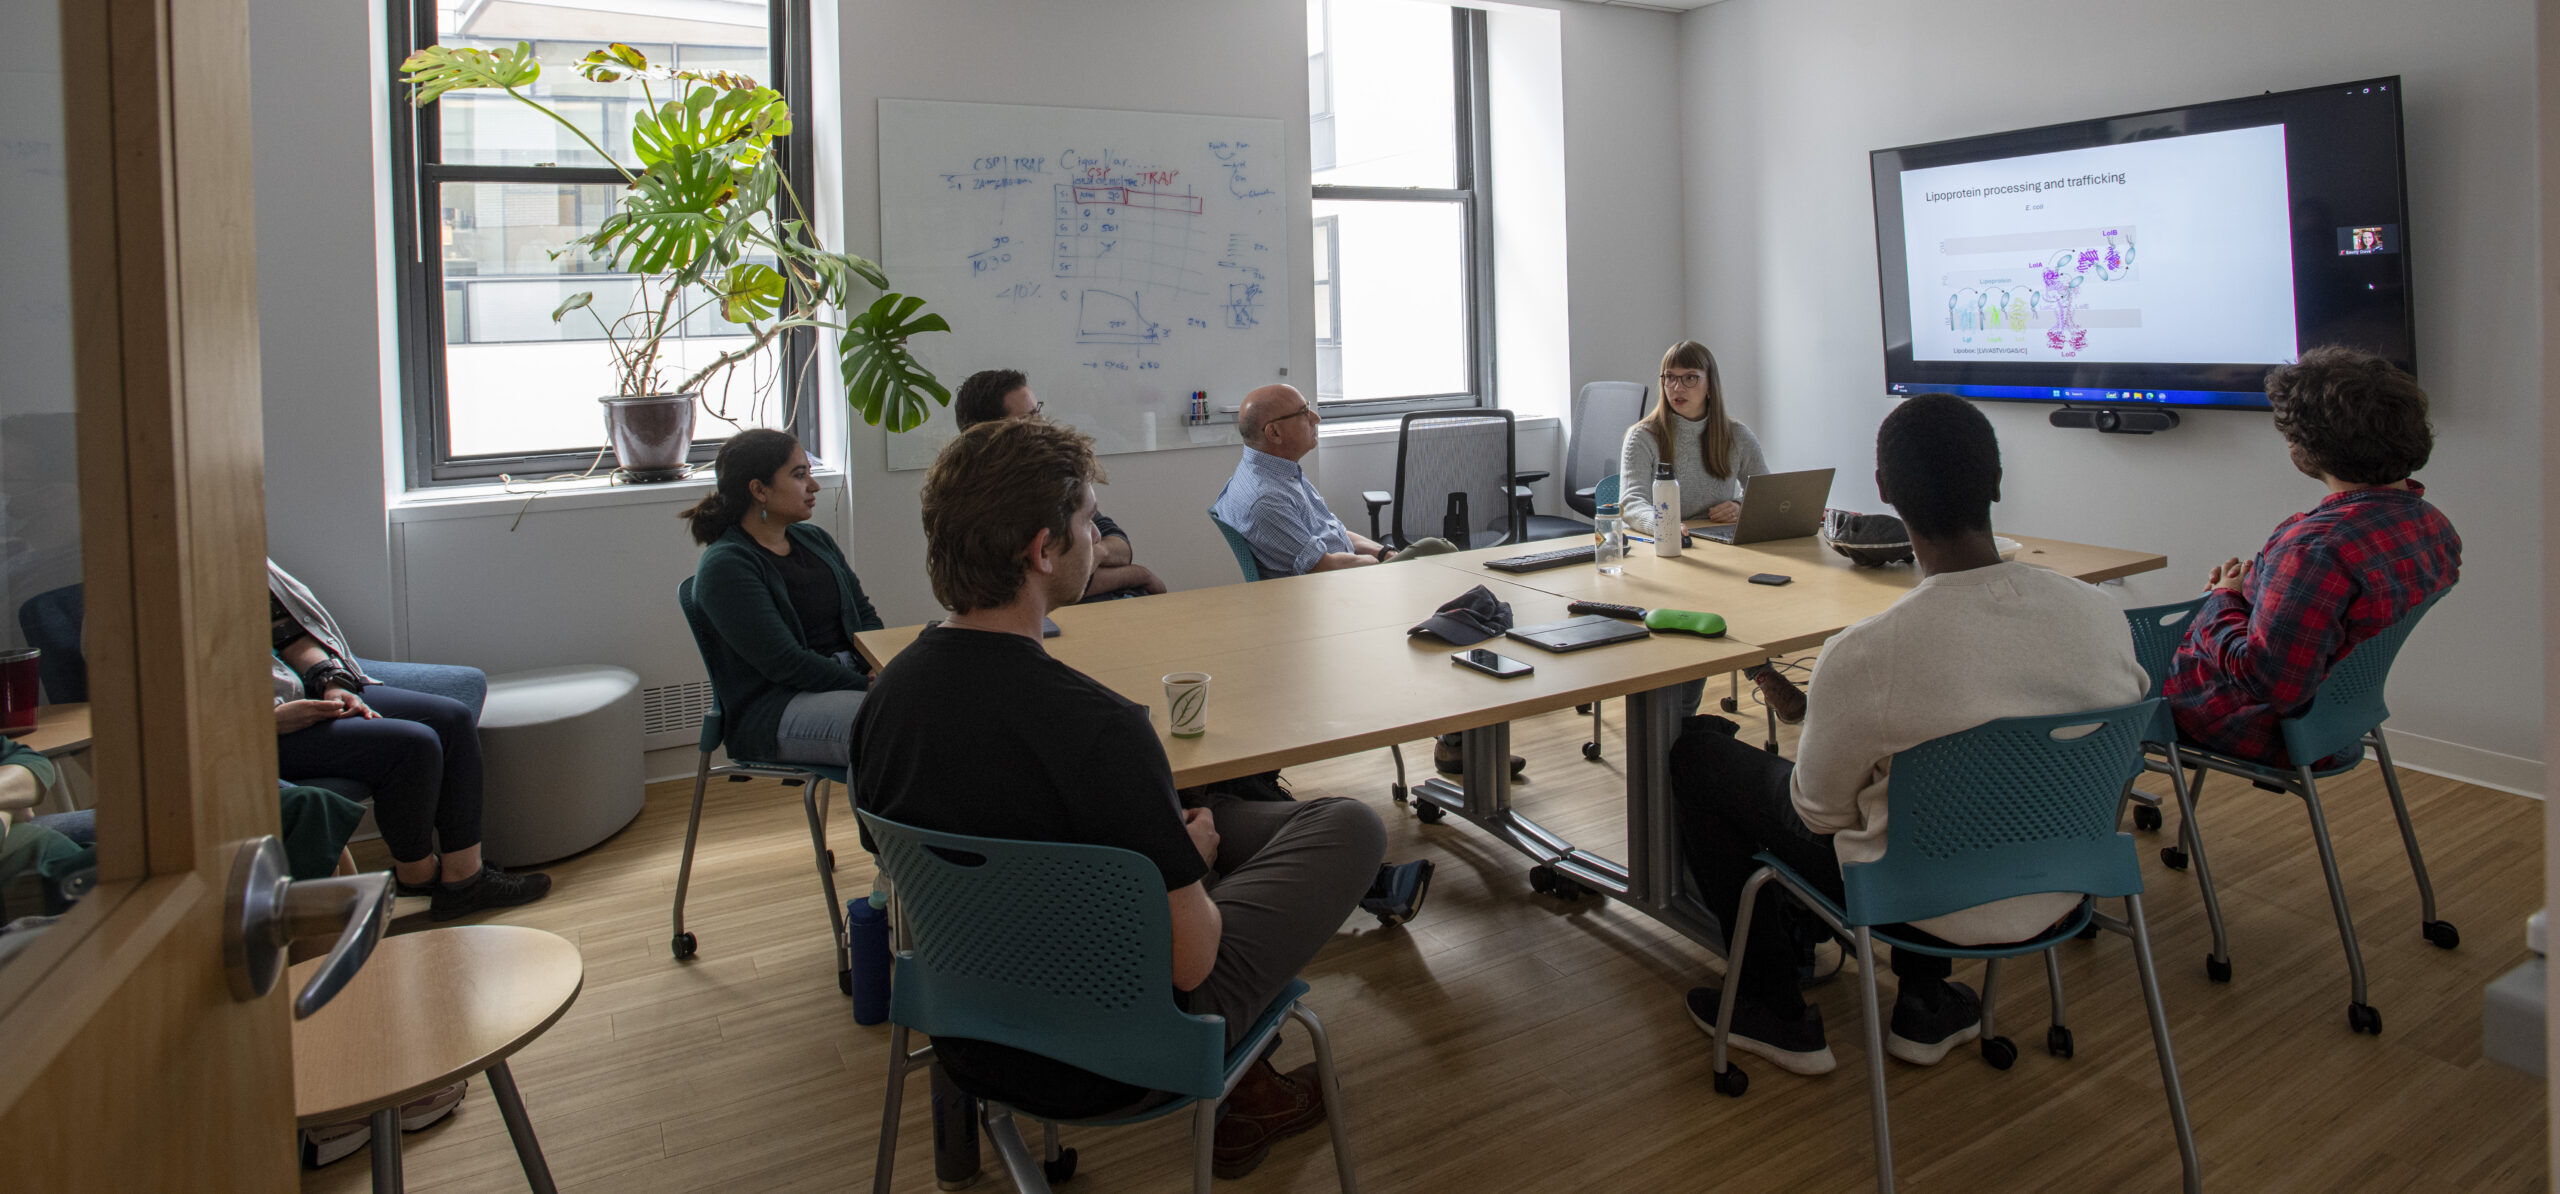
top-left (877, 98), bottom-right (1294, 471)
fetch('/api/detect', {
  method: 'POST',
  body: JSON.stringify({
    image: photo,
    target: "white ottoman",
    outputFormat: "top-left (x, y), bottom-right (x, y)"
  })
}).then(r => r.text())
top-left (476, 665), bottom-right (645, 867)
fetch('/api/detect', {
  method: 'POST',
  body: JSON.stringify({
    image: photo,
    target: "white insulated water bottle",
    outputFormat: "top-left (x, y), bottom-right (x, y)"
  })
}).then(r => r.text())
top-left (1651, 461), bottom-right (1682, 557)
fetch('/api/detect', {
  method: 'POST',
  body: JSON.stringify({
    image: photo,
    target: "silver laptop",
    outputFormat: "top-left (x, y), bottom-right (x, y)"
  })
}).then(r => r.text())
top-left (1694, 468), bottom-right (1835, 545)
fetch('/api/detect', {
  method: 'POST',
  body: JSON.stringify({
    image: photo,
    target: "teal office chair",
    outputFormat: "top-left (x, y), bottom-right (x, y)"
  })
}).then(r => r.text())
top-left (1707, 701), bottom-right (2200, 1194)
top-left (2149, 589), bottom-right (2456, 1034)
top-left (861, 812), bottom-right (1359, 1194)
top-left (670, 577), bottom-right (854, 997)
top-left (2105, 599), bottom-right (2224, 968)
top-left (1207, 510), bottom-right (1408, 802)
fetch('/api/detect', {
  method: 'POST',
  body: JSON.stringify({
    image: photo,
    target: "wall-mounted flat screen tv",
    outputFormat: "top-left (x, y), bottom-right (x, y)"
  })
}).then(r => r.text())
top-left (1871, 77), bottom-right (2413, 412)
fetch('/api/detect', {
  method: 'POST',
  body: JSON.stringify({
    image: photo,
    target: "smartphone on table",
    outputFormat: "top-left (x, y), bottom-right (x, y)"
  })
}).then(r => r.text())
top-left (1452, 648), bottom-right (1534, 678)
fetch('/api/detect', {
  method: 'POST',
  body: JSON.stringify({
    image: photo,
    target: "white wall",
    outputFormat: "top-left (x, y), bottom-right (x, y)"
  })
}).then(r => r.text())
top-left (1681, 0), bottom-right (2544, 792)
top-left (250, 0), bottom-right (396, 652)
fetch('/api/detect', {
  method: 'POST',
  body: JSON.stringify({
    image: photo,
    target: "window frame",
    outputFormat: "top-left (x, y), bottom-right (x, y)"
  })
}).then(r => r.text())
top-left (386, 0), bottom-right (821, 488)
top-left (1307, 4), bottom-right (1496, 421)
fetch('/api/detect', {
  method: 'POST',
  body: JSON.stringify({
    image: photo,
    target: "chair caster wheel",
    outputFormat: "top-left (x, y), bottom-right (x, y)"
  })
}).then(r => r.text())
top-left (1980, 1036), bottom-right (2018, 1071)
top-left (2132, 805), bottom-right (2162, 832)
top-left (1720, 697), bottom-right (1740, 713)
top-left (1575, 703), bottom-right (1593, 715)
top-left (1712, 1065), bottom-right (1748, 1097)
top-left (2422, 920), bottom-right (2460, 949)
top-left (671, 932), bottom-right (698, 960)
top-left (2205, 955), bottom-right (2232, 983)
top-left (2073, 922), bottom-right (2100, 941)
top-left (1582, 741), bottom-right (1602, 761)
top-left (2347, 1002), bottom-right (2382, 1034)
top-left (824, 849), bottom-right (836, 870)
top-left (1390, 783), bottom-right (1408, 803)
top-left (1528, 865), bottom-right (1555, 894)
top-left (2159, 847), bottom-right (2188, 871)
top-left (2046, 1026), bottom-right (2074, 1059)
top-left (1042, 1148), bottom-right (1078, 1183)
top-left (838, 968), bottom-right (854, 996)
top-left (1415, 802), bottom-right (1445, 825)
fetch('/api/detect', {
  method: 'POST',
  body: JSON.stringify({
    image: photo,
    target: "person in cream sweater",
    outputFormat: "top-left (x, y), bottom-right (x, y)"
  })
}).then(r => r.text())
top-left (1670, 392), bottom-right (2144, 1077)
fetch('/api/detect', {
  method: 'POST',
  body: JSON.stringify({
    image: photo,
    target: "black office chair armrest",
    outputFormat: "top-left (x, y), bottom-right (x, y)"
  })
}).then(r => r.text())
top-left (1573, 485), bottom-right (1596, 500)
top-left (1514, 470), bottom-right (1549, 486)
top-left (1362, 490), bottom-right (1392, 543)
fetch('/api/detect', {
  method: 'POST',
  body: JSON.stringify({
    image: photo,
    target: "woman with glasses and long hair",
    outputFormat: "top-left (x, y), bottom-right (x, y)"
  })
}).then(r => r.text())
top-left (1616, 341), bottom-right (1806, 721)
top-left (1617, 341), bottom-right (1769, 536)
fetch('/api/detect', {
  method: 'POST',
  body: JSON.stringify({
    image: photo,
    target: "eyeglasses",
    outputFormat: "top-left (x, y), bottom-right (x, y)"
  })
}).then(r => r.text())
top-left (1267, 406), bottom-right (1316, 426)
top-left (1659, 372), bottom-right (1708, 390)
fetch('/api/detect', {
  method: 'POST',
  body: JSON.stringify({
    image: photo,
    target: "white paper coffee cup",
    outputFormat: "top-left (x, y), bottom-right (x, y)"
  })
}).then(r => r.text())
top-left (1163, 672), bottom-right (1210, 737)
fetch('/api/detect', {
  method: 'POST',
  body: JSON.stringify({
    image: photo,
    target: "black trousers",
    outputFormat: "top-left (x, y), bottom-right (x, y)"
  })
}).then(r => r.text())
top-left (277, 684), bottom-right (485, 863)
top-left (1669, 720), bottom-right (1950, 1015)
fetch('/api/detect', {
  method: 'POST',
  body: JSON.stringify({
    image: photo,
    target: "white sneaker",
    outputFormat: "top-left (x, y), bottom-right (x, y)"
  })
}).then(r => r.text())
top-left (298, 1079), bottom-right (467, 1168)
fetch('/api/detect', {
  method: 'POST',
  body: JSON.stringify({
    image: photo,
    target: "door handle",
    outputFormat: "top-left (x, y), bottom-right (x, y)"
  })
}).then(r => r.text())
top-left (223, 835), bottom-right (394, 1018)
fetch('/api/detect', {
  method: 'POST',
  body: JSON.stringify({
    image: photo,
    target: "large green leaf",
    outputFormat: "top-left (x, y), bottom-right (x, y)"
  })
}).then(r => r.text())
top-left (841, 293), bottom-right (952, 432)
top-left (399, 42), bottom-right (542, 107)
top-left (633, 85), bottom-right (791, 168)
top-left (717, 264), bottom-right (786, 324)
top-left (587, 149), bottom-right (734, 275)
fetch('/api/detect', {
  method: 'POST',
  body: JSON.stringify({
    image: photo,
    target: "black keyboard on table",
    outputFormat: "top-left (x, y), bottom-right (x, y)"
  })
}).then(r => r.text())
top-left (1484, 544), bottom-right (1597, 573)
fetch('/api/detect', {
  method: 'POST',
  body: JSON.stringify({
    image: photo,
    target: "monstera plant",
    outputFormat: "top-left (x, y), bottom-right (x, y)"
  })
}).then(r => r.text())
top-left (401, 42), bottom-right (949, 478)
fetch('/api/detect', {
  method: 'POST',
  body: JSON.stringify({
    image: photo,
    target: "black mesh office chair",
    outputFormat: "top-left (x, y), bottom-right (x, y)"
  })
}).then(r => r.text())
top-left (1361, 411), bottom-right (1526, 551)
top-left (1516, 382), bottom-right (1650, 542)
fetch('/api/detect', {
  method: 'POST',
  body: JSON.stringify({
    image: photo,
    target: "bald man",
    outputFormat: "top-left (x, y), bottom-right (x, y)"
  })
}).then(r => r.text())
top-left (1212, 385), bottom-right (1456, 576)
top-left (1212, 386), bottom-right (1517, 778)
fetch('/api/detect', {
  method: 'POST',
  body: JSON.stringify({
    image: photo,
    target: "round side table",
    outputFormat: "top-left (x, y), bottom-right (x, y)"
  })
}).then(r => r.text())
top-left (292, 924), bottom-right (583, 1192)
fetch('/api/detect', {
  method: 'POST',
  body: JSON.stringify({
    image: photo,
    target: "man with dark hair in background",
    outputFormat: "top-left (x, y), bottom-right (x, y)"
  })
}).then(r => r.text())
top-left (1667, 392), bottom-right (2144, 1078)
top-left (2165, 345), bottom-right (2459, 764)
top-left (952, 367), bottom-right (1165, 600)
top-left (850, 417), bottom-right (1385, 1178)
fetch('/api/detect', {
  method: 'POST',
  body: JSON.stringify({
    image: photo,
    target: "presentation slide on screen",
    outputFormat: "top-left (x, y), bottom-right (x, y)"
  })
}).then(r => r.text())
top-left (1900, 125), bottom-right (2299, 365)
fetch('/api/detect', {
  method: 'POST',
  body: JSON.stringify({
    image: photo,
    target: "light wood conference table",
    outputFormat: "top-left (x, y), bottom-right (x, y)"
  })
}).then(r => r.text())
top-left (855, 527), bottom-right (2163, 953)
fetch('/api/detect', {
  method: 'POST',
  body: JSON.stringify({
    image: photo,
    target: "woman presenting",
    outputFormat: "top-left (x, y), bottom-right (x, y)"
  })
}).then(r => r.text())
top-left (1617, 341), bottom-right (1770, 533)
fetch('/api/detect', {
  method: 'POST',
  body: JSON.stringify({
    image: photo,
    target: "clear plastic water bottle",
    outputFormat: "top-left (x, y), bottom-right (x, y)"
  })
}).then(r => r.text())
top-left (1595, 501), bottom-right (1625, 575)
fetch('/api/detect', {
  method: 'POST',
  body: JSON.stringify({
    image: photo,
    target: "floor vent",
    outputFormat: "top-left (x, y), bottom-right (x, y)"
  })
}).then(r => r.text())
top-left (642, 679), bottom-right (716, 742)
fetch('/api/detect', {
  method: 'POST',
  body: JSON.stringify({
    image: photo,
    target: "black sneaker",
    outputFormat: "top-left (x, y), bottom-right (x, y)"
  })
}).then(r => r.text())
top-left (392, 856), bottom-right (442, 898)
top-left (1686, 987), bottom-right (1836, 1075)
top-left (1886, 979), bottom-right (1983, 1065)
top-left (428, 866), bottom-right (554, 921)
top-left (1359, 860), bottom-right (1434, 927)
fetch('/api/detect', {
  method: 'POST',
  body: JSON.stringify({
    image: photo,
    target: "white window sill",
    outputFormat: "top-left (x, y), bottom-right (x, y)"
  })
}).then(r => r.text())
top-left (1315, 412), bottom-right (1558, 449)
top-left (390, 466), bottom-right (846, 524)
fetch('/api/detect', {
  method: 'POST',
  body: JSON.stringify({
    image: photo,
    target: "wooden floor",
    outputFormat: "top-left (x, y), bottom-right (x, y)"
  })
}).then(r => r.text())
top-left (307, 673), bottom-right (2547, 1192)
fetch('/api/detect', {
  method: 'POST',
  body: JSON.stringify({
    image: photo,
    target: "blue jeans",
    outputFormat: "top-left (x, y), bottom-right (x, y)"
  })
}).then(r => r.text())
top-left (277, 684), bottom-right (482, 863)
top-left (774, 688), bottom-right (866, 769)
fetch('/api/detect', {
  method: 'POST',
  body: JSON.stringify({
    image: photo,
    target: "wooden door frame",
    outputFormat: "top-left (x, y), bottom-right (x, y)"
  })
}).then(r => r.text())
top-left (0, 0), bottom-right (291, 1172)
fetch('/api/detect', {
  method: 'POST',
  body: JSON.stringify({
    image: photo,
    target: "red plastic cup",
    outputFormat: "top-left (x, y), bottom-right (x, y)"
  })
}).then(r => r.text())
top-left (0, 648), bottom-right (40, 733)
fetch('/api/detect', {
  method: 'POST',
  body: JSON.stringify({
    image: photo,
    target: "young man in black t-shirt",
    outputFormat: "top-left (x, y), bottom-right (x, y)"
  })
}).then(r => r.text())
top-left (851, 418), bottom-right (1386, 1179)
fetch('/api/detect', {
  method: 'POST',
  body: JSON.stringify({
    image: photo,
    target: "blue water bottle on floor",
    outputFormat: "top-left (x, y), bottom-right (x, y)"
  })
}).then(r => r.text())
top-left (847, 888), bottom-right (891, 1025)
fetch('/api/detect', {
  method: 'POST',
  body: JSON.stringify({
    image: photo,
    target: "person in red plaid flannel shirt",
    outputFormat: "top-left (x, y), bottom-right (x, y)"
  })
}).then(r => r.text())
top-left (2165, 347), bottom-right (2460, 766)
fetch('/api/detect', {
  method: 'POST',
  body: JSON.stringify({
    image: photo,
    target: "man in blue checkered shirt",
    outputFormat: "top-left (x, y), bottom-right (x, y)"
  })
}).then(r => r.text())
top-left (1212, 384), bottom-right (1511, 777)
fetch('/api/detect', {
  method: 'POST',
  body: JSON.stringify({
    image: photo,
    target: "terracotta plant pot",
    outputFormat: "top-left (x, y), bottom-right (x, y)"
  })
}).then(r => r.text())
top-left (598, 393), bottom-right (698, 482)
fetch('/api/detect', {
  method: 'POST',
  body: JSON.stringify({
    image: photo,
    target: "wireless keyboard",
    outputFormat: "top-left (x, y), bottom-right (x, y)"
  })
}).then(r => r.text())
top-left (1484, 544), bottom-right (1598, 573)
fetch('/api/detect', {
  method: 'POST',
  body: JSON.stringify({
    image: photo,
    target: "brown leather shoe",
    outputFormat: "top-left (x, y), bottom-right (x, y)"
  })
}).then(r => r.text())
top-left (1211, 1059), bottom-right (1327, 1179)
top-left (1433, 737), bottom-right (1527, 778)
top-left (1755, 671), bottom-right (1807, 725)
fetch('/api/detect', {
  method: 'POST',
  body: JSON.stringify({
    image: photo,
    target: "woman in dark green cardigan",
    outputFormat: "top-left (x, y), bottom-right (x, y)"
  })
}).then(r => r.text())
top-left (684, 430), bottom-right (884, 767)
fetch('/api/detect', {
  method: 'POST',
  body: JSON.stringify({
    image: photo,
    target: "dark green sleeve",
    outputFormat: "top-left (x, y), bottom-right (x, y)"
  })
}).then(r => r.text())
top-left (844, 567), bottom-right (884, 636)
top-left (696, 548), bottom-right (867, 693)
top-left (1, 737), bottom-right (59, 794)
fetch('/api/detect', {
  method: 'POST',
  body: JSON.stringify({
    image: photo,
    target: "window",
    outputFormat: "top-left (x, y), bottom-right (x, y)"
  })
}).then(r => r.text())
top-left (1306, 0), bottom-right (1494, 416)
top-left (389, 0), bottom-right (816, 485)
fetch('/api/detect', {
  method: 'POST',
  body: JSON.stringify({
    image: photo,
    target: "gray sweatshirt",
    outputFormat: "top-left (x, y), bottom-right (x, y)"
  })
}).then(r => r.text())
top-left (1614, 414), bottom-right (1770, 533)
